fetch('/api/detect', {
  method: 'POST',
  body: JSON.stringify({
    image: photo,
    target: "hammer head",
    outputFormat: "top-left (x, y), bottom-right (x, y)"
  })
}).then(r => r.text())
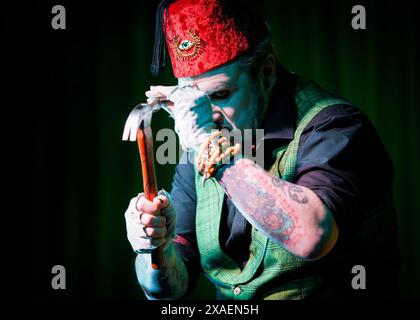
top-left (122, 103), bottom-right (160, 142)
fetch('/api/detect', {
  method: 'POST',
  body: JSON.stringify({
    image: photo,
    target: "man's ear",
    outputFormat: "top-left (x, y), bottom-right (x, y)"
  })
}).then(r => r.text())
top-left (259, 54), bottom-right (277, 93)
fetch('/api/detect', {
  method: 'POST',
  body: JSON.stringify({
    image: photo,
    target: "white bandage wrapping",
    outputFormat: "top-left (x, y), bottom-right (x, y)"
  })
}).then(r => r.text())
top-left (168, 86), bottom-right (215, 152)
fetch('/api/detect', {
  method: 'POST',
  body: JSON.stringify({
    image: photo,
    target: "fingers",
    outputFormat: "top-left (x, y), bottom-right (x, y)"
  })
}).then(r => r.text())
top-left (143, 226), bottom-right (167, 238)
top-left (154, 195), bottom-right (170, 210)
top-left (145, 85), bottom-right (177, 101)
top-left (147, 97), bottom-right (158, 105)
top-left (136, 195), bottom-right (160, 215)
top-left (140, 213), bottom-right (166, 228)
top-left (125, 193), bottom-right (172, 252)
top-left (132, 193), bottom-right (170, 239)
top-left (146, 85), bottom-right (175, 108)
top-left (136, 194), bottom-right (170, 214)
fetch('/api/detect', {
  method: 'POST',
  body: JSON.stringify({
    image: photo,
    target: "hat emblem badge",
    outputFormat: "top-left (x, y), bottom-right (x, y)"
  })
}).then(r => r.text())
top-left (171, 29), bottom-right (206, 61)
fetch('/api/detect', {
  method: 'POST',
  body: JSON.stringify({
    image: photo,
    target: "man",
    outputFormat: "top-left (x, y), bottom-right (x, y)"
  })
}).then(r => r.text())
top-left (124, 0), bottom-right (400, 299)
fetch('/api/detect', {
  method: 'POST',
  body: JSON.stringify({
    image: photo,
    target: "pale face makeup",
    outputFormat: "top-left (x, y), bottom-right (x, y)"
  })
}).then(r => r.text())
top-left (178, 61), bottom-right (263, 131)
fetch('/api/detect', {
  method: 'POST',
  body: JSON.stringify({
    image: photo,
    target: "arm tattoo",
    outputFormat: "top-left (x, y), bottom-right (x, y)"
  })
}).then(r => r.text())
top-left (288, 185), bottom-right (309, 204)
top-left (272, 176), bottom-right (308, 204)
top-left (216, 159), bottom-right (313, 248)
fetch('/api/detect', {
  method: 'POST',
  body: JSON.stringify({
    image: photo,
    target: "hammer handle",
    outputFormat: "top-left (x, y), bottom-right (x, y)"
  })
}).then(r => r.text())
top-left (136, 127), bottom-right (163, 270)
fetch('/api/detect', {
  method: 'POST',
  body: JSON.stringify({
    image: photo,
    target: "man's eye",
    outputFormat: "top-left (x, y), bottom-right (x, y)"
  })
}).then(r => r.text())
top-left (210, 90), bottom-right (230, 100)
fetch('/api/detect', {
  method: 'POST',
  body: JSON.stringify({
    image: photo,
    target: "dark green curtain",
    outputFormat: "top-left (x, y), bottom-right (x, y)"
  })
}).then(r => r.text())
top-left (18, 0), bottom-right (419, 298)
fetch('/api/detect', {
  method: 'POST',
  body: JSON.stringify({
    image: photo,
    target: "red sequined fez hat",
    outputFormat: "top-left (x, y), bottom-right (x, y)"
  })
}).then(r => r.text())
top-left (151, 0), bottom-right (270, 78)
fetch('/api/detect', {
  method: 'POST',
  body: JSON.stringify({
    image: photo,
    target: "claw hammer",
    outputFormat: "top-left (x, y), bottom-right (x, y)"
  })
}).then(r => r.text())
top-left (122, 103), bottom-right (163, 270)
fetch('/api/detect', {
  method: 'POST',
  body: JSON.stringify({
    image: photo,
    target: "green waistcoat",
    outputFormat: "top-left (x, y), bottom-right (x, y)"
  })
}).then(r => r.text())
top-left (193, 77), bottom-right (392, 300)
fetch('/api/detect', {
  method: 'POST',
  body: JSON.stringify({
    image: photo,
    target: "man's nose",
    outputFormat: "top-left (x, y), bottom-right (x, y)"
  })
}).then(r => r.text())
top-left (212, 111), bottom-right (224, 123)
top-left (211, 105), bottom-right (225, 123)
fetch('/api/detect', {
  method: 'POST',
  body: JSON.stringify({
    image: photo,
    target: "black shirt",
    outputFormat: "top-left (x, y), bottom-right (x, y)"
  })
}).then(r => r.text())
top-left (170, 70), bottom-right (394, 292)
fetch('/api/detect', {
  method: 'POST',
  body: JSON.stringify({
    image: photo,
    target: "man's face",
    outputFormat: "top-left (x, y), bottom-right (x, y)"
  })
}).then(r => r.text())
top-left (178, 61), bottom-right (264, 131)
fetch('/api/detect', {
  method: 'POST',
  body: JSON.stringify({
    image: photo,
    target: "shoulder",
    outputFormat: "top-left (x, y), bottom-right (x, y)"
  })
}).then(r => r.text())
top-left (299, 103), bottom-right (384, 152)
top-left (295, 102), bottom-right (394, 213)
top-left (302, 104), bottom-right (364, 133)
top-left (298, 102), bottom-right (393, 167)
top-left (292, 76), bottom-right (376, 144)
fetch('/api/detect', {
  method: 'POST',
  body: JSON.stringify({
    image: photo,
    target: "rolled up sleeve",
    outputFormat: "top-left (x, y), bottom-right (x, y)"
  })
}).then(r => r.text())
top-left (293, 105), bottom-right (394, 238)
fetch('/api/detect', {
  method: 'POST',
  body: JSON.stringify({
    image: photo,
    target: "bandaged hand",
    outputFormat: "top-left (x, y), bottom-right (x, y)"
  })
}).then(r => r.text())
top-left (146, 85), bottom-right (215, 151)
top-left (125, 189), bottom-right (176, 254)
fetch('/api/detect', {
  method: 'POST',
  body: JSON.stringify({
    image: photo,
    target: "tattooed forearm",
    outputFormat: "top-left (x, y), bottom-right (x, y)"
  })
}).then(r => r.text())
top-left (135, 240), bottom-right (188, 300)
top-left (271, 176), bottom-right (308, 204)
top-left (288, 185), bottom-right (309, 204)
top-left (255, 196), bottom-right (295, 242)
top-left (215, 158), bottom-right (330, 259)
